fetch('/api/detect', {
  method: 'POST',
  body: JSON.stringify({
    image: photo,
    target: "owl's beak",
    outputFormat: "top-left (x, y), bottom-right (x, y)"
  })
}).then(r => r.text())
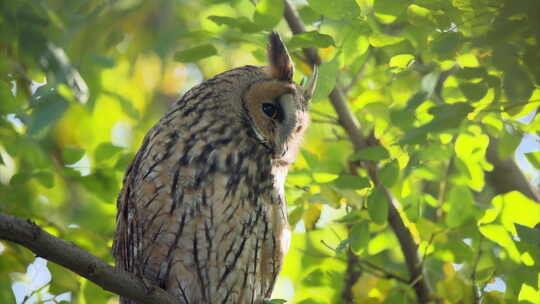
top-left (303, 66), bottom-right (318, 101)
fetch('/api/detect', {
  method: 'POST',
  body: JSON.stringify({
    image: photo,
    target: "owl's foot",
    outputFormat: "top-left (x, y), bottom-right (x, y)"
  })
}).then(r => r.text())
top-left (141, 277), bottom-right (156, 295)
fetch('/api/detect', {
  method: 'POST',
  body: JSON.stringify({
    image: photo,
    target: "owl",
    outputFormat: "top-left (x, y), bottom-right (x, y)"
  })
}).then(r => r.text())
top-left (113, 32), bottom-right (317, 304)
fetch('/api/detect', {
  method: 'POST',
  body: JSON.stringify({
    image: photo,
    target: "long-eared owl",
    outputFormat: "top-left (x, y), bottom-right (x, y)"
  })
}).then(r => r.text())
top-left (113, 32), bottom-right (317, 304)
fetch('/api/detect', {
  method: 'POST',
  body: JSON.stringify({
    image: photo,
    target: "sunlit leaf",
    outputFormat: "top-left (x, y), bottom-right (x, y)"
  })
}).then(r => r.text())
top-left (368, 33), bottom-right (404, 47)
top-left (313, 172), bottom-right (339, 183)
top-left (524, 152), bottom-right (540, 169)
top-left (480, 225), bottom-right (521, 262)
top-left (518, 283), bottom-right (539, 303)
top-left (389, 54), bottom-right (414, 69)
top-left (174, 45), bottom-right (218, 62)
top-left (304, 203), bottom-right (322, 230)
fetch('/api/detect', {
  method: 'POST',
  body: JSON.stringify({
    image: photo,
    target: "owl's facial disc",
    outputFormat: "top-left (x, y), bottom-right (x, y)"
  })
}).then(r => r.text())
top-left (243, 81), bottom-right (307, 159)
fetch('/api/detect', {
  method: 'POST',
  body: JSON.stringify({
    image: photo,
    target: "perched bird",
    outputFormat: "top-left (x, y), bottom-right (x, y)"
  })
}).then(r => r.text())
top-left (113, 32), bottom-right (317, 304)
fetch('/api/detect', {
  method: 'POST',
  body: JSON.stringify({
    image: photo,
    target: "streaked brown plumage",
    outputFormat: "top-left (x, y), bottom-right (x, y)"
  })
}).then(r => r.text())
top-left (113, 32), bottom-right (316, 304)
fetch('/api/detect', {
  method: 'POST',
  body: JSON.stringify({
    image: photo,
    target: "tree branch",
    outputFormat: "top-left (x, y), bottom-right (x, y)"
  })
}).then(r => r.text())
top-left (486, 137), bottom-right (540, 202)
top-left (0, 213), bottom-right (176, 304)
top-left (284, 1), bottom-right (431, 303)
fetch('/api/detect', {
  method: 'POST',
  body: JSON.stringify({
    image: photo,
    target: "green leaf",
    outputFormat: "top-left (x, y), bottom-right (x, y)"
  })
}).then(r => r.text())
top-left (374, 0), bottom-right (409, 17)
top-left (350, 146), bottom-right (389, 161)
top-left (114, 153), bottom-right (134, 171)
top-left (302, 268), bottom-right (325, 286)
top-left (389, 54), bottom-right (414, 69)
top-left (350, 220), bottom-right (369, 252)
top-left (367, 188), bottom-right (389, 224)
top-left (497, 127), bottom-right (521, 160)
top-left (390, 108), bottom-right (415, 130)
top-left (479, 224), bottom-right (521, 262)
top-left (525, 152), bottom-right (540, 169)
top-left (253, 0), bottom-right (283, 29)
top-left (515, 223), bottom-right (540, 245)
top-left (368, 33), bottom-right (405, 47)
top-left (95, 142), bottom-right (123, 162)
top-left (34, 171), bottom-right (54, 188)
top-left (333, 174), bottom-right (370, 190)
top-left (62, 147), bottom-right (85, 164)
top-left (288, 31), bottom-right (335, 49)
top-left (79, 169), bottom-right (119, 203)
top-left (207, 16), bottom-right (262, 33)
top-left (301, 149), bottom-right (319, 168)
top-left (0, 81), bottom-right (17, 114)
top-left (503, 65), bottom-right (534, 102)
top-left (10, 172), bottom-right (32, 186)
top-left (312, 55), bottom-right (339, 102)
top-left (446, 185), bottom-right (476, 227)
top-left (459, 82), bottom-right (488, 102)
top-left (421, 71), bottom-right (439, 96)
top-left (400, 102), bottom-right (473, 145)
top-left (455, 67), bottom-right (487, 80)
top-left (28, 87), bottom-right (69, 136)
top-left (174, 45), bottom-right (217, 62)
top-left (378, 160), bottom-right (399, 188)
top-left (313, 172), bottom-right (339, 183)
top-left (299, 6), bottom-right (321, 25)
top-left (432, 32), bottom-right (463, 59)
top-left (308, 0), bottom-right (360, 20)
top-left (405, 91), bottom-right (428, 111)
top-left (263, 299), bottom-right (287, 304)
top-left (288, 205), bottom-right (305, 227)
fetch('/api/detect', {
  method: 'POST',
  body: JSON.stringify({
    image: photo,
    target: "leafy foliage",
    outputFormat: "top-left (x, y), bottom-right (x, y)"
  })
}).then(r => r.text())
top-left (1, 0), bottom-right (539, 303)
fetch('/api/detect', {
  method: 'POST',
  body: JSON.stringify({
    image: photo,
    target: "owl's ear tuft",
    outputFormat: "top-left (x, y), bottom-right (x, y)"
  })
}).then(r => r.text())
top-left (268, 32), bottom-right (294, 82)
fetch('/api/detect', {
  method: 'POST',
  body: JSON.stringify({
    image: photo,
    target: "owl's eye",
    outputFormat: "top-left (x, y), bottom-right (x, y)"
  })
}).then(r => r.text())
top-left (262, 103), bottom-right (281, 120)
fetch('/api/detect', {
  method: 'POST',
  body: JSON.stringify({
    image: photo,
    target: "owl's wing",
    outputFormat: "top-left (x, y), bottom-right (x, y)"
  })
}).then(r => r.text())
top-left (113, 136), bottom-right (148, 276)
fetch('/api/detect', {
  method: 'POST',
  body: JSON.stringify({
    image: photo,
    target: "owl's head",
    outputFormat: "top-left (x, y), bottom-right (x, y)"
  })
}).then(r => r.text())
top-left (243, 32), bottom-right (317, 161)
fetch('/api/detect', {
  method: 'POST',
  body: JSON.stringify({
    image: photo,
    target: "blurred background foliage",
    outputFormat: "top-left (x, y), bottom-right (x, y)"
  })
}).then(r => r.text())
top-left (1, 0), bottom-right (540, 303)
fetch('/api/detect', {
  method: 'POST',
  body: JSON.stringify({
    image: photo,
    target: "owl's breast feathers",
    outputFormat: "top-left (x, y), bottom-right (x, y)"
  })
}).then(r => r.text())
top-left (113, 66), bottom-right (291, 304)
